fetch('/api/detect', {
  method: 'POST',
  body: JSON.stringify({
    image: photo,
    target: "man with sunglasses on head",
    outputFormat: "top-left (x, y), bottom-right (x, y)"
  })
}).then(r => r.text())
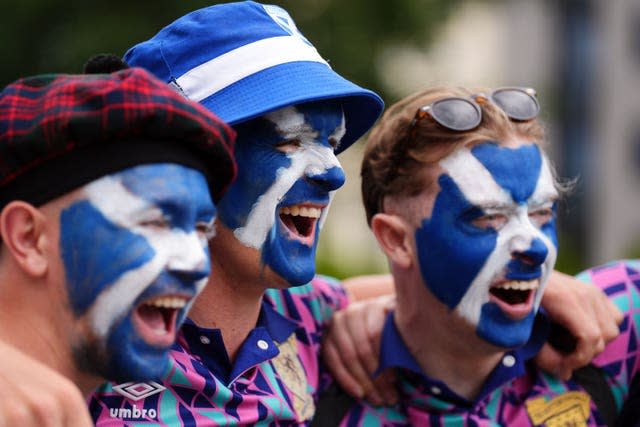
top-left (326, 86), bottom-right (640, 426)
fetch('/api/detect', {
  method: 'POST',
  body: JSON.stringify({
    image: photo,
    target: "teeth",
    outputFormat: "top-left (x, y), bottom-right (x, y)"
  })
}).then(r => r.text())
top-left (280, 205), bottom-right (321, 218)
top-left (145, 297), bottom-right (187, 309)
top-left (494, 281), bottom-right (539, 291)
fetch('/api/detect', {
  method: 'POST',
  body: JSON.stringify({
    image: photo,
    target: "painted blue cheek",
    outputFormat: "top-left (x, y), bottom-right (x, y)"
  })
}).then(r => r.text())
top-left (217, 131), bottom-right (292, 230)
top-left (60, 201), bottom-right (155, 316)
top-left (416, 175), bottom-right (497, 309)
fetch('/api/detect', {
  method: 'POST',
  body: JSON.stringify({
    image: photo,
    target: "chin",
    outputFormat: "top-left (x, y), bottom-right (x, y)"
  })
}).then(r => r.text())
top-left (476, 307), bottom-right (536, 349)
top-left (261, 263), bottom-right (314, 288)
top-left (102, 338), bottom-right (170, 383)
top-left (100, 320), bottom-right (171, 382)
top-left (262, 235), bottom-right (317, 287)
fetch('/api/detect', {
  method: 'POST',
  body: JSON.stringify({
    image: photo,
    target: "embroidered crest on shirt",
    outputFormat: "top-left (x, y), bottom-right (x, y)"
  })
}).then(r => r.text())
top-left (525, 391), bottom-right (591, 426)
top-left (272, 333), bottom-right (315, 421)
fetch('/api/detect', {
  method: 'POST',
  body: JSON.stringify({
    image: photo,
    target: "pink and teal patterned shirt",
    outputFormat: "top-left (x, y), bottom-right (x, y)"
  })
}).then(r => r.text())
top-left (89, 275), bottom-right (348, 426)
top-left (337, 260), bottom-right (640, 426)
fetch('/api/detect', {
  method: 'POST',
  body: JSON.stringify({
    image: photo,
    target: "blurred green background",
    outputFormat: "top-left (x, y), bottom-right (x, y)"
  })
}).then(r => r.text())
top-left (3, 0), bottom-right (640, 279)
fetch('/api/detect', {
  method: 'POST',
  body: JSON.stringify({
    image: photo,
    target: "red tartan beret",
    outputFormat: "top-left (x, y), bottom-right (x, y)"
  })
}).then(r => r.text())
top-left (0, 67), bottom-right (236, 207)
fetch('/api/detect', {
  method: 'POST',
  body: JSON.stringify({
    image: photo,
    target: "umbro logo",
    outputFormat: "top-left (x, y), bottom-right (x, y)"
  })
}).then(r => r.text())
top-left (113, 381), bottom-right (166, 401)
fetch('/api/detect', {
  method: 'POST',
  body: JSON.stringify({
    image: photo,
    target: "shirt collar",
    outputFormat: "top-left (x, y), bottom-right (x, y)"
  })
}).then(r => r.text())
top-left (178, 297), bottom-right (298, 384)
top-left (377, 310), bottom-right (550, 404)
top-left (376, 312), bottom-right (422, 375)
top-left (259, 297), bottom-right (298, 342)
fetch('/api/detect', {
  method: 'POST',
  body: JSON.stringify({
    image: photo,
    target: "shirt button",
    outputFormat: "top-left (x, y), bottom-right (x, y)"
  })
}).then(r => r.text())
top-left (430, 386), bottom-right (441, 395)
top-left (200, 335), bottom-right (210, 345)
top-left (502, 354), bottom-right (516, 367)
top-left (257, 340), bottom-right (269, 350)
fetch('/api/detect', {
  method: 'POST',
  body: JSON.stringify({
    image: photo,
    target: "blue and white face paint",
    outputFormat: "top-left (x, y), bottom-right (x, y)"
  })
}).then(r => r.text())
top-left (60, 164), bottom-right (214, 382)
top-left (415, 142), bottom-right (558, 348)
top-left (216, 100), bottom-right (346, 286)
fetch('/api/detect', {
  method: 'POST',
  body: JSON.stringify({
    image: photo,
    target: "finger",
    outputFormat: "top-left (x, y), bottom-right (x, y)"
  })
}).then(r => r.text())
top-left (561, 337), bottom-right (596, 373)
top-left (323, 339), bottom-right (364, 399)
top-left (371, 370), bottom-right (398, 405)
top-left (331, 314), bottom-right (383, 404)
top-left (0, 390), bottom-right (38, 427)
top-left (535, 344), bottom-right (562, 374)
top-left (348, 309), bottom-right (380, 375)
top-left (61, 384), bottom-right (94, 427)
top-left (29, 395), bottom-right (65, 427)
top-left (58, 381), bottom-right (94, 427)
top-left (325, 309), bottom-right (382, 404)
top-left (535, 345), bottom-right (572, 380)
top-left (595, 296), bottom-right (623, 343)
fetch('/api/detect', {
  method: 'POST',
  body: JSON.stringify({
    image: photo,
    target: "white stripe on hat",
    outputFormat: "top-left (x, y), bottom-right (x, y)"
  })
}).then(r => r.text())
top-left (176, 35), bottom-right (330, 102)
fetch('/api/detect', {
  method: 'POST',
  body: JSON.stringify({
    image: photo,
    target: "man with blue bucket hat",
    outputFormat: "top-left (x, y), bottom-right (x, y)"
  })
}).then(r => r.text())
top-left (89, 2), bottom-right (386, 425)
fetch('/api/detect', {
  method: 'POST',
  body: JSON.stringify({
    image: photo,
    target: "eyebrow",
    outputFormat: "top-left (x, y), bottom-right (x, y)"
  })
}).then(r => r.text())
top-left (276, 123), bottom-right (317, 140)
top-left (528, 189), bottom-right (559, 206)
top-left (473, 202), bottom-right (513, 212)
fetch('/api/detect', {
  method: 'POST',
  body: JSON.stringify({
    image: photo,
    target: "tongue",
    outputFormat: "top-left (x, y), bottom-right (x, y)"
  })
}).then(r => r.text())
top-left (137, 305), bottom-right (166, 333)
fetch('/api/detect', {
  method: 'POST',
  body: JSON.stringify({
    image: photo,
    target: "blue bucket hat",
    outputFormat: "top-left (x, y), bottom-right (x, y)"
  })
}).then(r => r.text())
top-left (124, 1), bottom-right (384, 154)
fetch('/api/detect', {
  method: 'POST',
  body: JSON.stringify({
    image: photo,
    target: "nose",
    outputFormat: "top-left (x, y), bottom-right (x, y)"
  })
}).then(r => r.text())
top-left (511, 237), bottom-right (548, 267)
top-left (306, 165), bottom-right (346, 192)
top-left (167, 233), bottom-right (211, 283)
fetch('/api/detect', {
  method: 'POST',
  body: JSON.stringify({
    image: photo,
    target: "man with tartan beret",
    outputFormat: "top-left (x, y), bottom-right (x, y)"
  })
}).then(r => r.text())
top-left (0, 66), bottom-right (236, 405)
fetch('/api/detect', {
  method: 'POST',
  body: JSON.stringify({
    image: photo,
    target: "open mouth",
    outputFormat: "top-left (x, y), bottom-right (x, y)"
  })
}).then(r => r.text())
top-left (489, 280), bottom-right (539, 320)
top-left (133, 296), bottom-right (189, 347)
top-left (279, 204), bottom-right (322, 245)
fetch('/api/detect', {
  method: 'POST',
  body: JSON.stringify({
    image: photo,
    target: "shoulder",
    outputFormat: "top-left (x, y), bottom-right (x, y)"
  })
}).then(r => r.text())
top-left (264, 275), bottom-right (349, 321)
top-left (579, 260), bottom-right (640, 391)
top-left (575, 259), bottom-right (640, 293)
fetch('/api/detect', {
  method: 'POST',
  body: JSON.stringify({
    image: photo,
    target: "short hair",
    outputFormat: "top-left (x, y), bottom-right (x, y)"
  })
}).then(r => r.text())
top-left (361, 86), bottom-right (548, 225)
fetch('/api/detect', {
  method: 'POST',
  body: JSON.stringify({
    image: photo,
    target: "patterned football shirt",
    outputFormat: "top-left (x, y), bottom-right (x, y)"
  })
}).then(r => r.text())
top-left (90, 275), bottom-right (348, 426)
top-left (337, 260), bottom-right (640, 426)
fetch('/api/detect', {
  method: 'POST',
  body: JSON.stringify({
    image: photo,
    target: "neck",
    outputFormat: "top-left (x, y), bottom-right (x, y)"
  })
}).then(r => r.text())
top-left (189, 276), bottom-right (264, 362)
top-left (189, 227), bottom-right (271, 362)
top-left (393, 269), bottom-right (505, 401)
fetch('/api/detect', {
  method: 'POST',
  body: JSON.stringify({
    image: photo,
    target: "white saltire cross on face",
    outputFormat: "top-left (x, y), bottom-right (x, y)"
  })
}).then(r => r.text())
top-left (414, 141), bottom-right (558, 348)
top-left (60, 163), bottom-right (214, 381)
top-left (216, 99), bottom-right (346, 286)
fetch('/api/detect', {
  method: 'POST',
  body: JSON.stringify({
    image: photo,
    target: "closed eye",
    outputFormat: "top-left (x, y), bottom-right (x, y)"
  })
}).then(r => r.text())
top-left (275, 139), bottom-right (302, 153)
top-left (196, 219), bottom-right (216, 242)
top-left (471, 213), bottom-right (509, 230)
top-left (529, 207), bottom-right (555, 228)
top-left (139, 216), bottom-right (170, 229)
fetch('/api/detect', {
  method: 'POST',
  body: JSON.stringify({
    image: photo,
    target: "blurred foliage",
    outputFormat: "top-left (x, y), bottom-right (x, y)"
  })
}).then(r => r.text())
top-left (1, 0), bottom-right (594, 278)
top-left (0, 0), bottom-right (465, 279)
top-left (0, 0), bottom-right (463, 102)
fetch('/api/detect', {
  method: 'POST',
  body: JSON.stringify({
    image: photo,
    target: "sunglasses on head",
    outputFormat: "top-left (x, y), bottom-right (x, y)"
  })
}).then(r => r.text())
top-left (410, 87), bottom-right (540, 132)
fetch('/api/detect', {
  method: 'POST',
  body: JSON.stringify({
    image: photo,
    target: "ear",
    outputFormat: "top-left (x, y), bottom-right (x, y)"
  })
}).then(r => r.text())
top-left (0, 201), bottom-right (49, 276)
top-left (370, 213), bottom-right (414, 269)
